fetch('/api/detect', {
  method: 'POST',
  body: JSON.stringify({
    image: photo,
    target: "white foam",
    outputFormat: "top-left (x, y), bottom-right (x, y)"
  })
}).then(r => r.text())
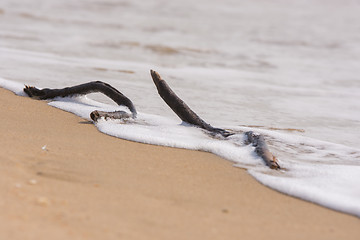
top-left (250, 164), bottom-right (360, 217)
top-left (0, 77), bottom-right (27, 96)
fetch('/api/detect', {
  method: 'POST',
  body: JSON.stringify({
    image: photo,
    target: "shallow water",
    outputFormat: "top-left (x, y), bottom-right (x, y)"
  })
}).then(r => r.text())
top-left (1, 0), bottom-right (360, 217)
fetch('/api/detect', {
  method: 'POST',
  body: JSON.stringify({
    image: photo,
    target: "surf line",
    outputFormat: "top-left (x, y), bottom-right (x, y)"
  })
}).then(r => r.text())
top-left (24, 70), bottom-right (280, 169)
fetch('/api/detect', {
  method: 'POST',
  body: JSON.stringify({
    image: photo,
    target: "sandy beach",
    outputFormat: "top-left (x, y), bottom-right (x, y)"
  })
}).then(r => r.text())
top-left (0, 87), bottom-right (359, 240)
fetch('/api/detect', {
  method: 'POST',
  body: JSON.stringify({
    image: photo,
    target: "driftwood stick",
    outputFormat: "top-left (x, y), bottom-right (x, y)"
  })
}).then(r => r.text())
top-left (245, 131), bottom-right (280, 169)
top-left (150, 70), bottom-right (280, 169)
top-left (150, 70), bottom-right (232, 137)
top-left (24, 81), bottom-right (137, 118)
top-left (90, 110), bottom-right (132, 122)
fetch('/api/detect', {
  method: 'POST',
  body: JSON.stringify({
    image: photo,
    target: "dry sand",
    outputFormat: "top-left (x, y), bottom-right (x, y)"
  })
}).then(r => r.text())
top-left (0, 88), bottom-right (359, 240)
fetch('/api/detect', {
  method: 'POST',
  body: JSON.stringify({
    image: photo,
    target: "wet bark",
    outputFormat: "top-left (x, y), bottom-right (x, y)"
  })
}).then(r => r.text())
top-left (245, 131), bottom-right (280, 169)
top-left (24, 81), bottom-right (137, 118)
top-left (150, 70), bottom-right (232, 137)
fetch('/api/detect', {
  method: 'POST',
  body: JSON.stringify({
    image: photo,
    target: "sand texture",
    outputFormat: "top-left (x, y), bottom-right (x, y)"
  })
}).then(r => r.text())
top-left (0, 88), bottom-right (359, 240)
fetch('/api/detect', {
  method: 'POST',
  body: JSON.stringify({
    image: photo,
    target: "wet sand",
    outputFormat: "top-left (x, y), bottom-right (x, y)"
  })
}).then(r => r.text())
top-left (0, 88), bottom-right (359, 240)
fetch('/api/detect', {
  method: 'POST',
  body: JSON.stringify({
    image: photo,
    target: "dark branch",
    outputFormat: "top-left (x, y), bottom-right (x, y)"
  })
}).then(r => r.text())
top-left (150, 70), bottom-right (280, 169)
top-left (90, 110), bottom-right (132, 122)
top-left (150, 70), bottom-right (232, 137)
top-left (24, 81), bottom-right (137, 118)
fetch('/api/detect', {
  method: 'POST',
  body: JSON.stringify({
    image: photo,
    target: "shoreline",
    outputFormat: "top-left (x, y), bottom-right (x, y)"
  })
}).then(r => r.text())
top-left (0, 87), bottom-right (359, 239)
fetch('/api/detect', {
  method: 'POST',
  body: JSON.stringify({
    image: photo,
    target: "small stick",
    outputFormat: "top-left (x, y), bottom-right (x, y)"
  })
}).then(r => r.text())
top-left (24, 81), bottom-right (137, 118)
top-left (150, 70), bottom-right (232, 137)
top-left (90, 110), bottom-right (132, 122)
top-left (245, 131), bottom-right (280, 169)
